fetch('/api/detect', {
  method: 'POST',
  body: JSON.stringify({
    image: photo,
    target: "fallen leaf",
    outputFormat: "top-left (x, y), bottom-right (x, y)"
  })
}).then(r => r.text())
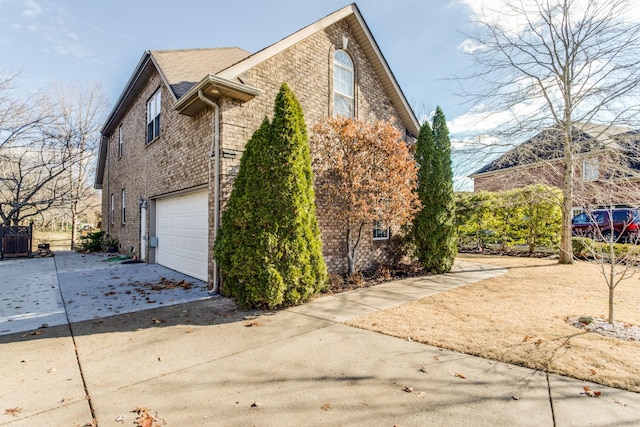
top-left (589, 369), bottom-right (597, 375)
top-left (131, 407), bottom-right (165, 427)
top-left (523, 335), bottom-right (535, 342)
top-left (115, 414), bottom-right (127, 422)
top-left (512, 395), bottom-right (520, 401)
top-left (321, 403), bottom-right (331, 411)
top-left (47, 368), bottom-right (56, 373)
top-left (58, 397), bottom-right (73, 405)
top-left (432, 356), bottom-right (439, 361)
top-left (418, 367), bottom-right (429, 373)
top-left (534, 339), bottom-right (543, 346)
top-left (4, 407), bottom-right (22, 417)
top-left (251, 401), bottom-right (262, 408)
top-left (403, 386), bottom-right (413, 393)
top-left (151, 318), bottom-right (165, 324)
top-left (582, 386), bottom-right (602, 397)
top-left (245, 321), bottom-right (261, 327)
top-left (451, 372), bottom-right (466, 379)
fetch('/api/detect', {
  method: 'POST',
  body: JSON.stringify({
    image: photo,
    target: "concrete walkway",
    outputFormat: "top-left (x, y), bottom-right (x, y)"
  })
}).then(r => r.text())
top-left (0, 252), bottom-right (638, 426)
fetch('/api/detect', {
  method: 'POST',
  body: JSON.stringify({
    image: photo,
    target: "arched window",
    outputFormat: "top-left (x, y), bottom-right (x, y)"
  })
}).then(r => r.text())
top-left (333, 50), bottom-right (354, 117)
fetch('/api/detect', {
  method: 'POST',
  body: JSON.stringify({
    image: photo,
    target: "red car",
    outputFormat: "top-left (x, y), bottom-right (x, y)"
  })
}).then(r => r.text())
top-left (571, 208), bottom-right (640, 242)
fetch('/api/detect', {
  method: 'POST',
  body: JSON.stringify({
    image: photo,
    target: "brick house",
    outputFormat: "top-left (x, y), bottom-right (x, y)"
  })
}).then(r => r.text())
top-left (469, 123), bottom-right (640, 214)
top-left (94, 4), bottom-right (420, 291)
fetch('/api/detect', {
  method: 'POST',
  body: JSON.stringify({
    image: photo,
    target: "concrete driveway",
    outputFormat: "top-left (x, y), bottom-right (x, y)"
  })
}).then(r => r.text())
top-left (1, 252), bottom-right (639, 426)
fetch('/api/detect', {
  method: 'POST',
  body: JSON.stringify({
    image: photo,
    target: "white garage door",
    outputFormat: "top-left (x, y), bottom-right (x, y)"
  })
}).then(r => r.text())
top-left (156, 190), bottom-right (208, 281)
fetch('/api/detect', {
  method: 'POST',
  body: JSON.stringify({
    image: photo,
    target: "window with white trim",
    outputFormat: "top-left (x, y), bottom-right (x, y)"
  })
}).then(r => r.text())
top-left (110, 193), bottom-right (115, 225)
top-left (146, 89), bottom-right (161, 143)
top-left (333, 50), bottom-right (354, 117)
top-left (373, 220), bottom-right (390, 240)
top-left (121, 189), bottom-right (126, 225)
top-left (118, 125), bottom-right (123, 158)
top-left (583, 158), bottom-right (598, 181)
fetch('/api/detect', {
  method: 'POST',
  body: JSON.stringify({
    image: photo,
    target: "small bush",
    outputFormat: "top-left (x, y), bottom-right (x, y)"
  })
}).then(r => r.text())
top-left (347, 271), bottom-right (366, 287)
top-left (578, 316), bottom-right (594, 325)
top-left (374, 262), bottom-right (392, 280)
top-left (572, 237), bottom-right (640, 260)
top-left (572, 237), bottom-right (589, 257)
top-left (77, 230), bottom-right (105, 253)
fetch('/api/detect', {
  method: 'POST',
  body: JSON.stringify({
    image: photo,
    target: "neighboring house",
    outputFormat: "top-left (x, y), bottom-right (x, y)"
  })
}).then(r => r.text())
top-left (94, 4), bottom-right (420, 290)
top-left (469, 122), bottom-right (640, 214)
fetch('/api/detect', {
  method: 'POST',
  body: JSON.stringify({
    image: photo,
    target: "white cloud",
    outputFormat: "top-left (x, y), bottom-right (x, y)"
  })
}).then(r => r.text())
top-left (457, 39), bottom-right (484, 54)
top-left (22, 0), bottom-right (43, 19)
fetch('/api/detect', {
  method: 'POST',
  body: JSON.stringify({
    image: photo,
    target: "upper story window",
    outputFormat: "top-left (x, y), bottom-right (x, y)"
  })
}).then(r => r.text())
top-left (583, 158), bottom-right (598, 181)
top-left (333, 50), bottom-right (354, 117)
top-left (118, 125), bottom-right (123, 158)
top-left (146, 89), bottom-right (161, 143)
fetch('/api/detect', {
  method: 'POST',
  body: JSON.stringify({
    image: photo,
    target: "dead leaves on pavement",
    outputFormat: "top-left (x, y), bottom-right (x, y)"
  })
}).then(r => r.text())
top-left (4, 407), bottom-right (22, 417)
top-left (132, 407), bottom-right (166, 427)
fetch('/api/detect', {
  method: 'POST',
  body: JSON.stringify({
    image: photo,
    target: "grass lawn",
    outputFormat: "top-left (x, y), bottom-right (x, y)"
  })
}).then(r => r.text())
top-left (347, 253), bottom-right (640, 393)
top-left (32, 230), bottom-right (72, 251)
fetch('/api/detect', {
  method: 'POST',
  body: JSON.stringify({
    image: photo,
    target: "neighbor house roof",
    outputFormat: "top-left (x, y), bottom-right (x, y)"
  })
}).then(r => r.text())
top-left (470, 122), bottom-right (639, 178)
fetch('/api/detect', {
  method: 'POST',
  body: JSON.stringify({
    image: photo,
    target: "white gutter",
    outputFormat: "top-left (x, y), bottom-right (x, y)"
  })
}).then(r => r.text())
top-left (198, 90), bottom-right (220, 293)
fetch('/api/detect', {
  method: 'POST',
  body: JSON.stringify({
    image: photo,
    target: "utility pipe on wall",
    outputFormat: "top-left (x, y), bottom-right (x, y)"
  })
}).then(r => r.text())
top-left (198, 90), bottom-right (220, 293)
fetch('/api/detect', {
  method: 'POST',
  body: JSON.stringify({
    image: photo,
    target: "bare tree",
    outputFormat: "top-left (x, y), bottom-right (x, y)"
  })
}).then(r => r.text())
top-left (49, 82), bottom-right (107, 248)
top-left (0, 70), bottom-right (51, 151)
top-left (0, 76), bottom-right (105, 231)
top-left (460, 0), bottom-right (640, 264)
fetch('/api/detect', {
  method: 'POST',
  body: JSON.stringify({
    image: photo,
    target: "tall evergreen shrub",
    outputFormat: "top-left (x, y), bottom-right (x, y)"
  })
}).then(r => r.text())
top-left (413, 107), bottom-right (457, 273)
top-left (214, 83), bottom-right (327, 309)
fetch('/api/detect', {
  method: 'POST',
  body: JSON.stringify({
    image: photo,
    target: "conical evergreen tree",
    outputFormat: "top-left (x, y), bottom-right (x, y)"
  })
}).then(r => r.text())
top-left (413, 106), bottom-right (457, 273)
top-left (214, 83), bottom-right (327, 309)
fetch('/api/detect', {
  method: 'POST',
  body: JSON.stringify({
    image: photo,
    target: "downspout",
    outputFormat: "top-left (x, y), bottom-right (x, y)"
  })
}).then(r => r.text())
top-left (198, 90), bottom-right (220, 293)
top-left (104, 134), bottom-right (110, 237)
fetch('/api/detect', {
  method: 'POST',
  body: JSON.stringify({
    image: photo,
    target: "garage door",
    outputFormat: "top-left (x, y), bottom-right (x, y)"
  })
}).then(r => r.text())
top-left (156, 190), bottom-right (208, 281)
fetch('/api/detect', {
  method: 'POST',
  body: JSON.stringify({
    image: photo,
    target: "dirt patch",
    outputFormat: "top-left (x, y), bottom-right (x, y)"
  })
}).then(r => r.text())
top-left (347, 254), bottom-right (640, 393)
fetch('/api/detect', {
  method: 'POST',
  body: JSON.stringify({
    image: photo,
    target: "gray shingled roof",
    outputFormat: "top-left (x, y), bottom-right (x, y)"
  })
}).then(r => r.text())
top-left (471, 123), bottom-right (639, 176)
top-left (151, 47), bottom-right (251, 99)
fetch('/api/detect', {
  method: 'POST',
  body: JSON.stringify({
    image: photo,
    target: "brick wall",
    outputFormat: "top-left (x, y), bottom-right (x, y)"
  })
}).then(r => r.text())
top-left (102, 18), bottom-right (410, 280)
top-left (218, 22), bottom-right (405, 274)
top-left (101, 73), bottom-right (211, 258)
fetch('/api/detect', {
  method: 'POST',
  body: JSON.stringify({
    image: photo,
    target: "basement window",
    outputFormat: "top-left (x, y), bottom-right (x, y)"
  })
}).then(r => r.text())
top-left (373, 220), bottom-right (390, 240)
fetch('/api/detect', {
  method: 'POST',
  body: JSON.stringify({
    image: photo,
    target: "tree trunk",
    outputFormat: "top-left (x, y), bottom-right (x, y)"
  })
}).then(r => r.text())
top-left (559, 123), bottom-right (574, 264)
top-left (70, 201), bottom-right (78, 250)
top-left (608, 242), bottom-right (616, 324)
top-left (345, 222), bottom-right (365, 276)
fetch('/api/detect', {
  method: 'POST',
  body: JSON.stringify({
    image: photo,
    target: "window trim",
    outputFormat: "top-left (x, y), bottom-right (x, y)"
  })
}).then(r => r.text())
top-left (372, 220), bottom-right (390, 241)
top-left (146, 89), bottom-right (161, 144)
top-left (110, 193), bottom-right (115, 225)
top-left (583, 158), bottom-right (598, 181)
top-left (333, 49), bottom-right (354, 118)
top-left (121, 189), bottom-right (126, 225)
top-left (117, 125), bottom-right (123, 158)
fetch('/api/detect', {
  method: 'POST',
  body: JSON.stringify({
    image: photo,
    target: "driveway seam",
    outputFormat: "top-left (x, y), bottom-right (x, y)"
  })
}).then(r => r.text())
top-left (54, 255), bottom-right (98, 426)
top-left (546, 373), bottom-right (556, 426)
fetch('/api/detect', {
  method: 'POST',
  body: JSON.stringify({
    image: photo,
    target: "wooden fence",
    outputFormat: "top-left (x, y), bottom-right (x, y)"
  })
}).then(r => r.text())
top-left (0, 223), bottom-right (33, 259)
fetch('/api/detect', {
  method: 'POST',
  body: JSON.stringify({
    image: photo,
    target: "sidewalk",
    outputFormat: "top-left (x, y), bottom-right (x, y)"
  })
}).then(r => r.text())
top-left (1, 252), bottom-right (638, 426)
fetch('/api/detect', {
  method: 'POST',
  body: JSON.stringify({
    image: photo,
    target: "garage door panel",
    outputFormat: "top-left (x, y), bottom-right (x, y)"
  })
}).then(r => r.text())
top-left (156, 190), bottom-right (208, 281)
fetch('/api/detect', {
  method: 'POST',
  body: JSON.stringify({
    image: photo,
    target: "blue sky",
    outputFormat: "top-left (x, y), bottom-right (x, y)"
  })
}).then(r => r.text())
top-left (0, 0), bottom-right (481, 185)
